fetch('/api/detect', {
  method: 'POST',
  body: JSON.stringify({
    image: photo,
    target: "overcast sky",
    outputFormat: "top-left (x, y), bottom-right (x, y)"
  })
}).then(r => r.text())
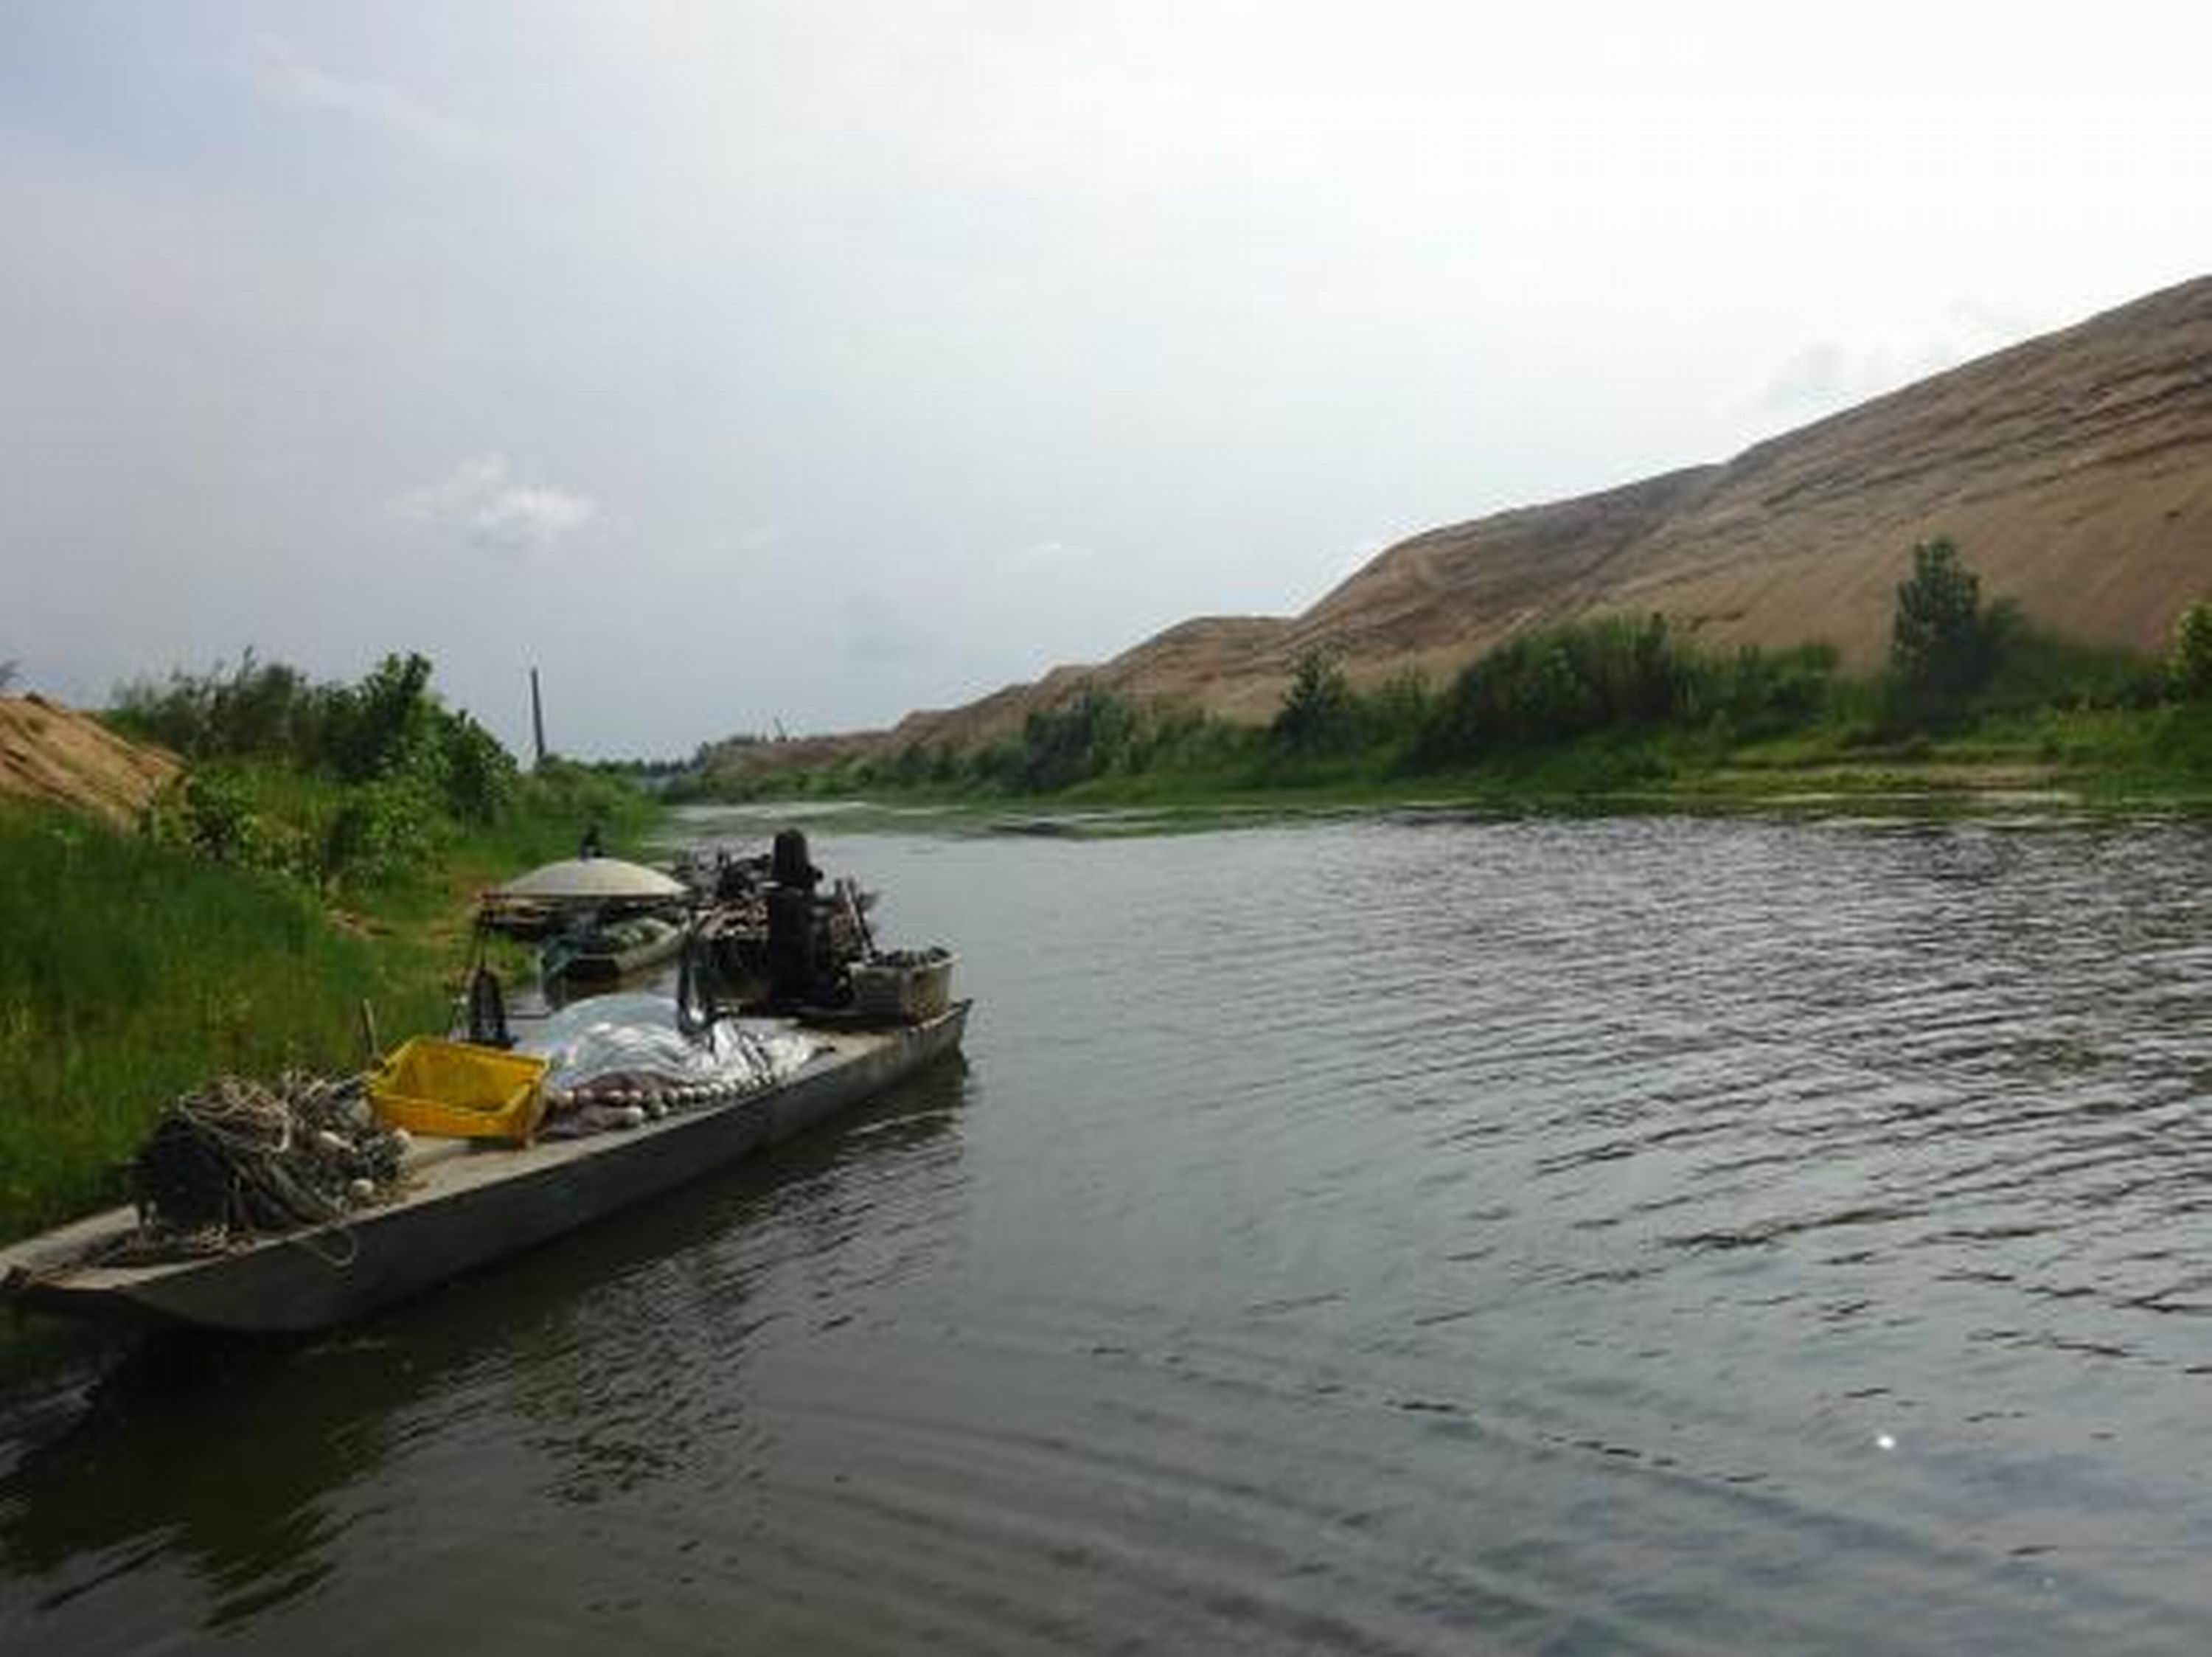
top-left (3, 2), bottom-right (2207, 757)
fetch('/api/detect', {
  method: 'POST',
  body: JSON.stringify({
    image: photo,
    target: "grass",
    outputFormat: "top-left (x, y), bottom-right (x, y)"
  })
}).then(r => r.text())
top-left (0, 774), bottom-right (664, 1244)
top-left (0, 803), bottom-right (442, 1239)
top-left (735, 696), bottom-right (2212, 833)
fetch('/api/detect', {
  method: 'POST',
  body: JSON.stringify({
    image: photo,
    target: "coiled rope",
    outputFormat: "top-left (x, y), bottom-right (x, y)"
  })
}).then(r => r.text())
top-left (106, 1071), bottom-right (406, 1263)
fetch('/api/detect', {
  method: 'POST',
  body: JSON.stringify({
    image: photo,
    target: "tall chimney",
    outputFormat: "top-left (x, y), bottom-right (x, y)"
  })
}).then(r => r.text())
top-left (529, 667), bottom-right (547, 769)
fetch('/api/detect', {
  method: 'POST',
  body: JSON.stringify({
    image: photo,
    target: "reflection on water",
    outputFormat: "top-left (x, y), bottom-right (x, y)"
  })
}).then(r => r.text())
top-left (0, 1063), bottom-right (967, 1643)
top-left (6, 812), bottom-right (2212, 1655)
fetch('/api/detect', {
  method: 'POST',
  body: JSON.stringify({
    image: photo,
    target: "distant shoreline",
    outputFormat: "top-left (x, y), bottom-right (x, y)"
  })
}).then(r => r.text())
top-left (671, 757), bottom-right (2212, 841)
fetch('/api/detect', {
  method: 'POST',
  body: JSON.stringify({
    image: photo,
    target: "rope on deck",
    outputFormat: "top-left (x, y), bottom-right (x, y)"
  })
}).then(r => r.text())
top-left (99, 1071), bottom-right (406, 1263)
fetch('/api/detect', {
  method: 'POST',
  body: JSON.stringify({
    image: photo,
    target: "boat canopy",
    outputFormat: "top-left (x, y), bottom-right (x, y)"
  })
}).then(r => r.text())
top-left (491, 857), bottom-right (686, 903)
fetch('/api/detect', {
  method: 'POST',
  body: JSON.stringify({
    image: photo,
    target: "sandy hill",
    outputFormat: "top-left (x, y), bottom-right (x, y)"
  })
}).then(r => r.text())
top-left (0, 695), bottom-right (178, 825)
top-left (712, 275), bottom-right (2212, 769)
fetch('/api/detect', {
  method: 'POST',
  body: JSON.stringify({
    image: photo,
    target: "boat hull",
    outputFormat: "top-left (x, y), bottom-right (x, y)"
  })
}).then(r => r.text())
top-left (0, 1004), bottom-right (968, 1335)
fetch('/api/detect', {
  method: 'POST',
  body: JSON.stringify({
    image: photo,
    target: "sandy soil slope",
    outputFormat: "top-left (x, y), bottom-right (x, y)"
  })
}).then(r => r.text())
top-left (709, 275), bottom-right (2212, 771)
top-left (0, 695), bottom-right (178, 824)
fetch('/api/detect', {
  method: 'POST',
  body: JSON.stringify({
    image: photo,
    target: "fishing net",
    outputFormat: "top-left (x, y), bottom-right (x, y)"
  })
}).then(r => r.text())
top-left (122, 1071), bottom-right (406, 1253)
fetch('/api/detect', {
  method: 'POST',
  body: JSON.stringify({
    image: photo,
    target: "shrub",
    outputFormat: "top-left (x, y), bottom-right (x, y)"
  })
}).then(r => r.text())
top-left (1017, 685), bottom-right (1139, 791)
top-left (436, 709), bottom-right (518, 824)
top-left (1419, 614), bottom-right (1686, 761)
top-left (112, 650), bottom-right (333, 760)
top-left (116, 650), bottom-right (526, 896)
top-left (111, 649), bottom-right (516, 819)
top-left (1272, 647), bottom-right (1357, 754)
top-left (1408, 614), bottom-right (1841, 770)
top-left (2172, 601), bottom-right (2212, 699)
top-left (1889, 538), bottom-right (2004, 718)
top-left (146, 770), bottom-right (310, 880)
top-left (1980, 624), bottom-right (2166, 713)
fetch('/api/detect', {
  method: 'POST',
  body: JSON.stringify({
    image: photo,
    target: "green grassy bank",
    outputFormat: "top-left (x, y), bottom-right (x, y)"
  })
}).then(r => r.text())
top-left (0, 770), bottom-right (658, 1246)
top-left (0, 800), bottom-right (443, 1240)
top-left (2, 643), bottom-right (664, 1245)
top-left (683, 548), bottom-right (2212, 816)
top-left (687, 689), bottom-right (2212, 822)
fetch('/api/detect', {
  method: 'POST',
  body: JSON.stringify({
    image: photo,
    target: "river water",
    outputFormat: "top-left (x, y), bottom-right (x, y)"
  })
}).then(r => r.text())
top-left (6, 807), bottom-right (2212, 1654)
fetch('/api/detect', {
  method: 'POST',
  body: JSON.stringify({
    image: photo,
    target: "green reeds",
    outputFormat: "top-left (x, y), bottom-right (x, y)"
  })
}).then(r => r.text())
top-left (0, 803), bottom-right (447, 1241)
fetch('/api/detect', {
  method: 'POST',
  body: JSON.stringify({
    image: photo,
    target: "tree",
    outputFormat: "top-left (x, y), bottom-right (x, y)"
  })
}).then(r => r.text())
top-left (324, 651), bottom-right (435, 782)
top-left (1017, 684), bottom-right (1137, 791)
top-left (1891, 538), bottom-right (2000, 712)
top-left (2171, 601), bottom-right (2212, 700)
top-left (1272, 647), bottom-right (1355, 754)
top-left (437, 709), bottom-right (518, 823)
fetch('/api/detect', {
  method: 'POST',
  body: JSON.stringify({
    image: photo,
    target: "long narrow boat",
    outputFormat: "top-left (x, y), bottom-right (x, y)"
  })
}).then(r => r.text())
top-left (540, 911), bottom-right (686, 987)
top-left (0, 1004), bottom-right (968, 1335)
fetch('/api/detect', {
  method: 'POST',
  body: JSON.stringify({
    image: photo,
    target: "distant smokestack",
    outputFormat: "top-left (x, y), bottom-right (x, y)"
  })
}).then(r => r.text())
top-left (529, 667), bottom-right (547, 769)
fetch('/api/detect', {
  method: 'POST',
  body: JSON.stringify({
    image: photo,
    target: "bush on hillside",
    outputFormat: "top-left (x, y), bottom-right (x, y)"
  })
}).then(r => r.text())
top-left (2171, 601), bottom-right (2212, 699)
top-left (1012, 685), bottom-right (1140, 791)
top-left (1272, 648), bottom-right (1358, 755)
top-left (112, 650), bottom-right (518, 826)
top-left (1888, 538), bottom-right (2015, 721)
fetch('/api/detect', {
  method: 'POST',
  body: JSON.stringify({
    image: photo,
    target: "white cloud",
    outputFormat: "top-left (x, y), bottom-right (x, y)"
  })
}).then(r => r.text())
top-left (1003, 538), bottom-right (1091, 572)
top-left (392, 455), bottom-right (595, 555)
top-left (1750, 338), bottom-right (1966, 427)
top-left (1750, 300), bottom-right (2036, 429)
top-left (1754, 343), bottom-right (1854, 417)
top-left (245, 37), bottom-right (491, 153)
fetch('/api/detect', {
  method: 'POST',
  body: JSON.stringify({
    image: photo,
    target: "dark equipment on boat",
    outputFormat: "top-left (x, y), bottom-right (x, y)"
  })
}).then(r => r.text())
top-left (765, 885), bottom-right (820, 1009)
top-left (765, 827), bottom-right (858, 1010)
top-left (466, 962), bottom-right (512, 1049)
top-left (771, 827), bottom-right (821, 892)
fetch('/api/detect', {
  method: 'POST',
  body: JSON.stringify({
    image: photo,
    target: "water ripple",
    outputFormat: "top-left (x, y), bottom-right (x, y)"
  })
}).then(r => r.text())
top-left (10, 813), bottom-right (2212, 1653)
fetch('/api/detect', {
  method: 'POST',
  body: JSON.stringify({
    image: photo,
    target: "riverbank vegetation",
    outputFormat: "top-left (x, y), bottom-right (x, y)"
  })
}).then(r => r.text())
top-left (679, 543), bottom-right (2212, 811)
top-left (1, 654), bottom-right (654, 1242)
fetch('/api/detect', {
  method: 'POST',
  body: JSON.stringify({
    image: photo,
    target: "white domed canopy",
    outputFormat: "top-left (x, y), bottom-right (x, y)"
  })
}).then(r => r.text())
top-left (491, 857), bottom-right (686, 902)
